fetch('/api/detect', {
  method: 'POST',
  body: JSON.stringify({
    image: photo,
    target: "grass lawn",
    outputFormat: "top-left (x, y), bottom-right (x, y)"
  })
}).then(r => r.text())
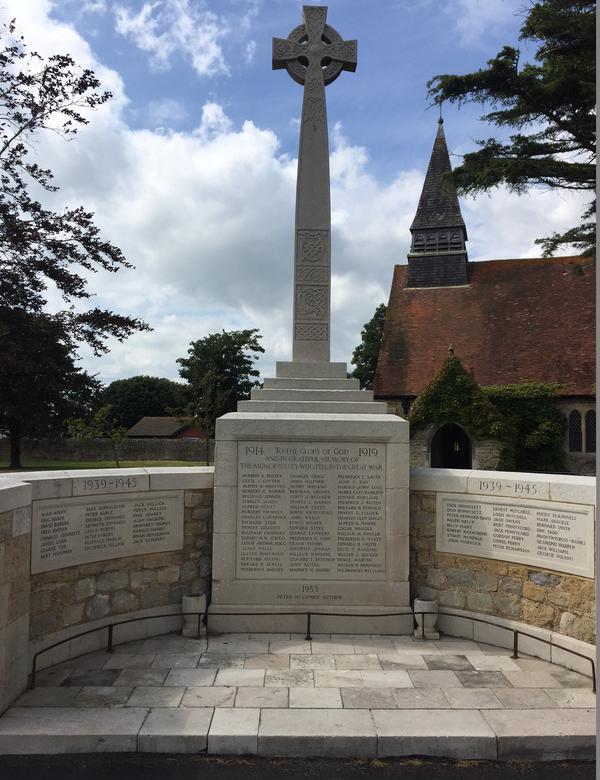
top-left (0, 459), bottom-right (208, 472)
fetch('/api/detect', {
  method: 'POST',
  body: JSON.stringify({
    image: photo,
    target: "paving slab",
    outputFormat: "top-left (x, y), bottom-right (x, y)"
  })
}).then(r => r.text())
top-left (138, 707), bottom-right (213, 753)
top-left (64, 670), bottom-right (120, 687)
top-left (235, 687), bottom-right (288, 708)
top-left (482, 708), bottom-right (596, 760)
top-left (214, 669), bottom-right (265, 687)
top-left (502, 671), bottom-right (563, 688)
top-left (151, 654), bottom-right (201, 669)
top-left (290, 654), bottom-right (335, 670)
top-left (0, 707), bottom-right (148, 753)
top-left (373, 708), bottom-right (497, 759)
top-left (126, 686), bottom-right (185, 708)
top-left (545, 688), bottom-right (598, 708)
top-left (492, 688), bottom-right (557, 709)
top-left (114, 669), bottom-right (169, 687)
top-left (103, 654), bottom-right (156, 670)
top-left (14, 687), bottom-right (81, 707)
top-left (441, 688), bottom-right (503, 709)
top-left (75, 686), bottom-right (133, 706)
top-left (424, 655), bottom-right (474, 671)
top-left (392, 688), bottom-right (451, 709)
top-left (408, 670), bottom-right (460, 688)
top-left (208, 708), bottom-right (260, 755)
top-left (197, 654), bottom-right (245, 669)
top-left (335, 654), bottom-right (381, 670)
top-left (340, 687), bottom-right (396, 709)
top-left (288, 687), bottom-right (342, 708)
top-left (258, 708), bottom-right (377, 757)
top-left (455, 671), bottom-right (511, 688)
top-left (313, 670), bottom-right (362, 688)
top-left (244, 654), bottom-right (289, 669)
top-left (163, 669), bottom-right (216, 687)
top-left (265, 670), bottom-right (313, 688)
top-left (180, 687), bottom-right (235, 708)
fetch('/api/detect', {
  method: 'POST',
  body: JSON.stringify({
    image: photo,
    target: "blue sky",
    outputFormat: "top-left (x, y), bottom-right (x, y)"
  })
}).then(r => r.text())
top-left (5, 1), bottom-right (585, 384)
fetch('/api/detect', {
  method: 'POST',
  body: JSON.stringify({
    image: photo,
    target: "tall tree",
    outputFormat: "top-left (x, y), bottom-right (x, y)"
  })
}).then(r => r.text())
top-left (0, 310), bottom-right (99, 468)
top-left (351, 303), bottom-right (387, 389)
top-left (101, 376), bottom-right (190, 430)
top-left (177, 330), bottom-right (264, 462)
top-left (427, 0), bottom-right (595, 257)
top-left (0, 20), bottom-right (149, 459)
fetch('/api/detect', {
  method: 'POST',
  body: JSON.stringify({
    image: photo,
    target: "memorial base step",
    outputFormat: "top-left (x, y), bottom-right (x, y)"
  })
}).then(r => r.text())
top-left (206, 605), bottom-right (413, 635)
top-left (275, 361), bottom-right (348, 379)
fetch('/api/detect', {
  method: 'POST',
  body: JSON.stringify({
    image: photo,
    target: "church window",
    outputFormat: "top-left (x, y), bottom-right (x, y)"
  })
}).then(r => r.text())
top-left (585, 410), bottom-right (595, 453)
top-left (414, 233), bottom-right (425, 251)
top-left (568, 410), bottom-right (582, 452)
top-left (438, 232), bottom-right (449, 250)
top-left (450, 231), bottom-right (461, 249)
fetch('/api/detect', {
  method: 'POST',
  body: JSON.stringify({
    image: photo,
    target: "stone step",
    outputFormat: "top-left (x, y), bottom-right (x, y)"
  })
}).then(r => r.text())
top-left (237, 400), bottom-right (388, 414)
top-left (275, 361), bottom-right (348, 379)
top-left (263, 377), bottom-right (360, 390)
top-left (251, 388), bottom-right (372, 402)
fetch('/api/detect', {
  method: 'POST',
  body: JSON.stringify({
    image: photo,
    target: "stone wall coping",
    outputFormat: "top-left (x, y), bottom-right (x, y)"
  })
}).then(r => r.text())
top-left (0, 480), bottom-right (32, 514)
top-left (410, 467), bottom-right (595, 505)
top-left (0, 467), bottom-right (215, 502)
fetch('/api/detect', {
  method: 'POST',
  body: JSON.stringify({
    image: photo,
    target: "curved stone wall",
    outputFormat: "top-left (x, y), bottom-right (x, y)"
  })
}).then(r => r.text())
top-left (0, 464), bottom-right (595, 714)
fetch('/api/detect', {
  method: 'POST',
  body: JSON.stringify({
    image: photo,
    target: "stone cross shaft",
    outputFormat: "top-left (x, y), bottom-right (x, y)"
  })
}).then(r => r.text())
top-left (273, 6), bottom-right (357, 363)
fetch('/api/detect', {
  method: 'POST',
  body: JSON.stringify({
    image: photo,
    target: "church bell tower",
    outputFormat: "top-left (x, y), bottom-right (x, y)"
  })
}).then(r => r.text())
top-left (407, 118), bottom-right (468, 288)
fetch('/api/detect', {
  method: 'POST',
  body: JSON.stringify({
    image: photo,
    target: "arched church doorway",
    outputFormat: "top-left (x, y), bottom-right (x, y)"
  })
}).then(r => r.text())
top-left (430, 423), bottom-right (472, 468)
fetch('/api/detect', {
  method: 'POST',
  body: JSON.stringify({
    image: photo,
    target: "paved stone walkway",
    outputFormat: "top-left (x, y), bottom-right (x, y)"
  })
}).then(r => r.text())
top-left (0, 633), bottom-right (595, 759)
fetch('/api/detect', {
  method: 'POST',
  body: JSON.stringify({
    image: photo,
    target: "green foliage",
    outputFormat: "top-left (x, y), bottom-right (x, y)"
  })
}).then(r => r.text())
top-left (68, 404), bottom-right (126, 467)
top-left (484, 381), bottom-right (566, 472)
top-left (409, 354), bottom-right (566, 472)
top-left (177, 329), bottom-right (264, 463)
top-left (351, 303), bottom-right (387, 389)
top-left (0, 309), bottom-right (99, 467)
top-left (100, 376), bottom-right (190, 430)
top-left (427, 0), bottom-right (595, 256)
top-left (409, 355), bottom-right (507, 440)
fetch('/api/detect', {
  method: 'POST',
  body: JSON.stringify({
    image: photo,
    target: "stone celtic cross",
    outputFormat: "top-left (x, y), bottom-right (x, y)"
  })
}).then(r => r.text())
top-left (273, 6), bottom-right (357, 363)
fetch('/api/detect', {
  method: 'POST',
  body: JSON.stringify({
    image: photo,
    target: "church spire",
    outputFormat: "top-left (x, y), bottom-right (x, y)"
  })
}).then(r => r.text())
top-left (407, 118), bottom-right (468, 288)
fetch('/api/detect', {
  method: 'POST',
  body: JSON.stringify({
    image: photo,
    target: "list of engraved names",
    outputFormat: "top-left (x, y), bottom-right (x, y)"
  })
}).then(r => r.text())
top-left (31, 491), bottom-right (183, 573)
top-left (437, 493), bottom-right (594, 578)
top-left (237, 441), bottom-right (385, 580)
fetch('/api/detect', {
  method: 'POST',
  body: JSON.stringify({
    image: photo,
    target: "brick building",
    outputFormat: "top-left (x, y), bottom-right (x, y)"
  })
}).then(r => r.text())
top-left (373, 119), bottom-right (595, 475)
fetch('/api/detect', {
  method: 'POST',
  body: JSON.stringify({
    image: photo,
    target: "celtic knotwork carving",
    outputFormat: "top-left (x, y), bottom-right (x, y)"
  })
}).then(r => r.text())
top-left (297, 229), bottom-right (328, 265)
top-left (295, 323), bottom-right (328, 341)
top-left (296, 266), bottom-right (328, 283)
top-left (295, 286), bottom-right (327, 320)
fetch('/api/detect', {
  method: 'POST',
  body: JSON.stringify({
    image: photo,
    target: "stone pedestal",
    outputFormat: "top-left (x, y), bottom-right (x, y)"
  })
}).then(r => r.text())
top-left (208, 361), bottom-right (411, 634)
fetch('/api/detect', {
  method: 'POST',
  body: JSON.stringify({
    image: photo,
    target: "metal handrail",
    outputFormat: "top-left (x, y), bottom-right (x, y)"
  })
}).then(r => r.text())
top-left (30, 605), bottom-right (596, 693)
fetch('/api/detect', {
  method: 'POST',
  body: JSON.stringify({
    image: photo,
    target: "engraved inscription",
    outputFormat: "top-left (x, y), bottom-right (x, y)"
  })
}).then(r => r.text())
top-left (437, 493), bottom-right (594, 578)
top-left (237, 442), bottom-right (386, 581)
top-left (296, 266), bottom-right (328, 283)
top-left (295, 323), bottom-right (328, 341)
top-left (297, 229), bottom-right (328, 265)
top-left (295, 286), bottom-right (327, 320)
top-left (31, 491), bottom-right (183, 574)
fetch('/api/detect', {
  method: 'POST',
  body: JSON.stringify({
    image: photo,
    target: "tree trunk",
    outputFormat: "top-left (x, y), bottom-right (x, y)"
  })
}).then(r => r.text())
top-left (9, 419), bottom-right (22, 469)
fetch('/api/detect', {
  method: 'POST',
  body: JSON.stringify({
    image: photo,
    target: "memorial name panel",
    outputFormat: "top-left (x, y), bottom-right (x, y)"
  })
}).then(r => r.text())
top-left (237, 441), bottom-right (386, 581)
top-left (436, 493), bottom-right (594, 578)
top-left (32, 491), bottom-right (184, 573)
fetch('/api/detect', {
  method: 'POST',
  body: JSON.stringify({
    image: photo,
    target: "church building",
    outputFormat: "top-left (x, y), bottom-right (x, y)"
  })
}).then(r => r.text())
top-left (373, 119), bottom-right (595, 475)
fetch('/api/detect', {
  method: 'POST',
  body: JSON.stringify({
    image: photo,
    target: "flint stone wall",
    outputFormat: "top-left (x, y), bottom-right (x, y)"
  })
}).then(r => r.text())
top-left (410, 468), bottom-right (595, 644)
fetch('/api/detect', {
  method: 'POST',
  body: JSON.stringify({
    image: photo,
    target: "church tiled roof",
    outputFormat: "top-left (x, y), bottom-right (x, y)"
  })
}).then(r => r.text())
top-left (373, 256), bottom-right (595, 399)
top-left (410, 118), bottom-right (465, 232)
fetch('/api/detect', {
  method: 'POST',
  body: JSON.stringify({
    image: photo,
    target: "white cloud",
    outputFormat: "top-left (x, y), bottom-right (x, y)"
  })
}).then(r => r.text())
top-left (245, 40), bottom-right (256, 65)
top-left (147, 97), bottom-right (188, 127)
top-left (114, 0), bottom-right (229, 77)
top-left (447, 0), bottom-right (523, 47)
top-left (1, 0), bottom-right (588, 384)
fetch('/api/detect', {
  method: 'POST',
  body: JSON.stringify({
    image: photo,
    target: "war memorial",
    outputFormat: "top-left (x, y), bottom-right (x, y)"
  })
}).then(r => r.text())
top-left (0, 5), bottom-right (595, 764)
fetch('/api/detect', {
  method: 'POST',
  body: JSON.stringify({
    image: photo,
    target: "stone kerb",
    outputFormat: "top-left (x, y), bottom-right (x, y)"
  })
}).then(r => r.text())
top-left (0, 479), bottom-right (32, 714)
top-left (409, 467), bottom-right (596, 659)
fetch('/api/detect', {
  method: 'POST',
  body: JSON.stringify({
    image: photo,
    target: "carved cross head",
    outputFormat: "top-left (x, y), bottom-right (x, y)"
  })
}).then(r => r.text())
top-left (272, 5), bottom-right (357, 87)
